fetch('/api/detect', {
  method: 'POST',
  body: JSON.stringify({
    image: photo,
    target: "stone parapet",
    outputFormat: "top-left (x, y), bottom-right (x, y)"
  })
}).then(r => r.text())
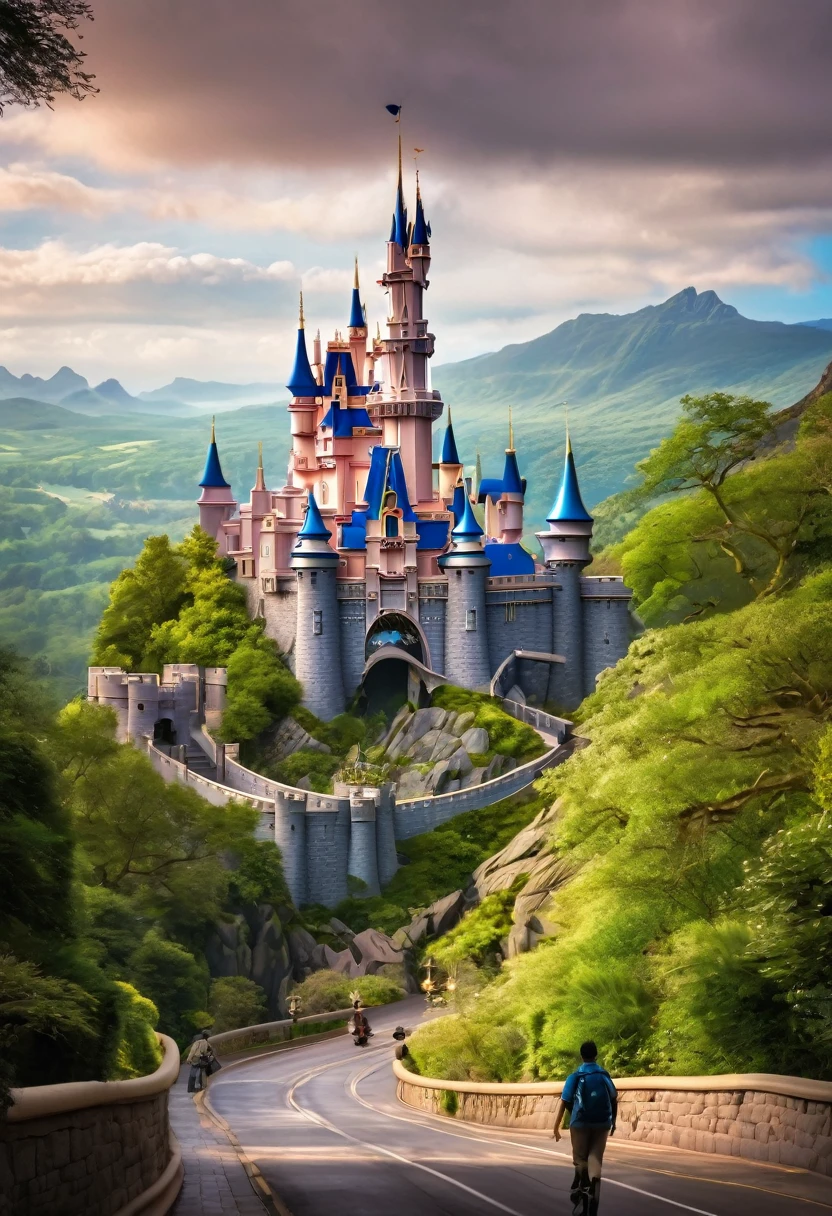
top-left (393, 1060), bottom-right (832, 1176)
top-left (1, 1035), bottom-right (183, 1215)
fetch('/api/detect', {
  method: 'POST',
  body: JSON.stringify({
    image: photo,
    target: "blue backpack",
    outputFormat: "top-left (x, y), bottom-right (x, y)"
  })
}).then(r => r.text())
top-left (573, 1070), bottom-right (614, 1125)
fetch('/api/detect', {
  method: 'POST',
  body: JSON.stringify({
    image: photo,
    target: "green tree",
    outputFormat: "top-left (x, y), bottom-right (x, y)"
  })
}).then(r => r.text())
top-left (632, 392), bottom-right (813, 597)
top-left (208, 976), bottom-right (267, 1034)
top-left (91, 535), bottom-right (188, 670)
top-left (112, 981), bottom-right (162, 1079)
top-left (0, 0), bottom-right (96, 115)
top-left (218, 639), bottom-right (301, 743)
top-left (128, 931), bottom-right (208, 1047)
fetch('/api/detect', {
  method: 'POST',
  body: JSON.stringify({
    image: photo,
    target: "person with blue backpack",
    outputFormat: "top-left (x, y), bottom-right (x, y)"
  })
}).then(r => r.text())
top-left (552, 1040), bottom-right (617, 1215)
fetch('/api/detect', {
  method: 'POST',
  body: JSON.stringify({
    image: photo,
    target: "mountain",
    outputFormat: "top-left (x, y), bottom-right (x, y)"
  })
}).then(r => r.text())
top-left (139, 377), bottom-right (281, 406)
top-left (0, 397), bottom-right (91, 430)
top-left (433, 287), bottom-right (832, 522)
top-left (0, 365), bottom-right (88, 402)
top-left (59, 381), bottom-right (195, 418)
top-left (797, 318), bottom-right (832, 332)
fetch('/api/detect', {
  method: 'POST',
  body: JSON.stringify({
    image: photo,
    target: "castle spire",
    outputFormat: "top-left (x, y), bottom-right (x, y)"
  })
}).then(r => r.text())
top-left (199, 416), bottom-right (230, 488)
top-left (287, 291), bottom-right (318, 396)
top-left (547, 427), bottom-right (592, 523)
top-left (390, 132), bottom-right (409, 248)
top-left (441, 407), bottom-right (460, 465)
top-left (291, 490), bottom-right (339, 567)
top-left (410, 168), bottom-right (430, 246)
top-left (349, 256), bottom-right (365, 329)
top-left (253, 440), bottom-right (266, 491)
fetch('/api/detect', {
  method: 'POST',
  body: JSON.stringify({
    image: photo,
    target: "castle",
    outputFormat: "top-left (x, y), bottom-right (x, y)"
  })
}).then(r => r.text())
top-left (197, 138), bottom-right (632, 717)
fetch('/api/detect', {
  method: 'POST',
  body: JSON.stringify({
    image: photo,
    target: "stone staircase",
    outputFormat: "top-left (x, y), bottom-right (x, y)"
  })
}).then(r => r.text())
top-left (184, 743), bottom-right (217, 782)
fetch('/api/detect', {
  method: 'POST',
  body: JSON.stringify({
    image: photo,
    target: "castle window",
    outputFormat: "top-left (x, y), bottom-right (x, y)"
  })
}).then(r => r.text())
top-left (311, 571), bottom-right (318, 587)
top-left (606, 599), bottom-right (611, 608)
top-left (261, 543), bottom-right (270, 557)
top-left (604, 631), bottom-right (610, 645)
top-left (466, 609), bottom-right (477, 631)
top-left (320, 481), bottom-right (329, 503)
top-left (137, 702), bottom-right (144, 711)
top-left (385, 514), bottom-right (398, 537)
top-left (505, 602), bottom-right (516, 622)
top-left (313, 610), bottom-right (323, 635)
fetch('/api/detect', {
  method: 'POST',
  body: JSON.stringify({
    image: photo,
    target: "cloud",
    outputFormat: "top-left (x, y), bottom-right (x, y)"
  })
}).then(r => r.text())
top-left (9, 0), bottom-right (832, 175)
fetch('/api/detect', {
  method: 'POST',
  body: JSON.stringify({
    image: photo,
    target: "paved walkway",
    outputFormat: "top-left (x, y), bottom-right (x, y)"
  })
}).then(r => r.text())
top-left (169, 1065), bottom-right (269, 1216)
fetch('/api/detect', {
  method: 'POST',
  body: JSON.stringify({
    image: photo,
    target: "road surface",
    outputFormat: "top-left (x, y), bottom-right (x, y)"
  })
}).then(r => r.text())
top-left (208, 997), bottom-right (831, 1216)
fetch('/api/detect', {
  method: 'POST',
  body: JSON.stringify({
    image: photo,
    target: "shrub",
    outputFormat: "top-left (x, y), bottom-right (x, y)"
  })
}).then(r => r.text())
top-left (112, 982), bottom-right (162, 1079)
top-left (290, 970), bottom-right (405, 1015)
top-left (128, 931), bottom-right (208, 1047)
top-left (271, 750), bottom-right (341, 793)
top-left (431, 685), bottom-right (545, 761)
top-left (209, 976), bottom-right (268, 1034)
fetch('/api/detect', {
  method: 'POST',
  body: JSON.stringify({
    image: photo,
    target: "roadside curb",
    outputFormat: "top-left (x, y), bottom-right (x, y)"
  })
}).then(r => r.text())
top-left (195, 1089), bottom-right (293, 1216)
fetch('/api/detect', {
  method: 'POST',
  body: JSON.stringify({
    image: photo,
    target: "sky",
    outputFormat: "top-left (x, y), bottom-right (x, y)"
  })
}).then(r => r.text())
top-left (2, 0), bottom-right (832, 391)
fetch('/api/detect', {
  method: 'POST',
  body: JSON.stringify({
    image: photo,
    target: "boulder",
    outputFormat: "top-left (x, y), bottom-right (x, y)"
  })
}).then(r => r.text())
top-left (460, 726), bottom-right (489, 754)
top-left (329, 917), bottom-right (355, 940)
top-left (460, 766), bottom-right (486, 788)
top-left (287, 926), bottom-right (319, 978)
top-left (447, 747), bottom-right (473, 776)
top-left (205, 914), bottom-right (252, 979)
top-left (426, 889), bottom-right (466, 937)
top-left (395, 767), bottom-right (430, 797)
top-left (428, 730), bottom-right (463, 763)
top-left (406, 727), bottom-right (446, 762)
top-left (450, 711), bottom-right (476, 737)
top-left (250, 905), bottom-right (293, 1014)
top-left (380, 704), bottom-right (412, 748)
top-left (267, 716), bottom-right (331, 762)
top-left (387, 709), bottom-right (446, 761)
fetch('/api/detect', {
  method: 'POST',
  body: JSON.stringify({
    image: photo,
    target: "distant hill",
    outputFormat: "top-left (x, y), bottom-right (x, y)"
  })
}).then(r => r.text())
top-left (138, 377), bottom-right (281, 406)
top-left (0, 397), bottom-right (92, 430)
top-left (433, 287), bottom-right (832, 522)
top-left (0, 365), bottom-right (88, 403)
top-left (797, 318), bottom-right (832, 332)
top-left (60, 380), bottom-right (194, 418)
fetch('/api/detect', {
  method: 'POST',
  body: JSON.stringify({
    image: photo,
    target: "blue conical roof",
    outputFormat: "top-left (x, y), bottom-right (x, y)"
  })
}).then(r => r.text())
top-left (199, 424), bottom-right (230, 488)
top-left (297, 491), bottom-right (332, 540)
top-left (452, 494), bottom-right (483, 540)
top-left (548, 438), bottom-right (592, 523)
top-left (502, 448), bottom-right (523, 495)
top-left (411, 185), bottom-right (430, 246)
top-left (441, 413), bottom-right (460, 464)
top-left (391, 136), bottom-right (408, 248)
top-left (349, 286), bottom-right (364, 329)
top-left (287, 325), bottom-right (318, 396)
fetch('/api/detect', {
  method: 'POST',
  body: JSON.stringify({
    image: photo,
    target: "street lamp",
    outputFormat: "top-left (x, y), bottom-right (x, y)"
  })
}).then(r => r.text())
top-left (420, 956), bottom-right (456, 1006)
top-left (288, 995), bottom-right (302, 1023)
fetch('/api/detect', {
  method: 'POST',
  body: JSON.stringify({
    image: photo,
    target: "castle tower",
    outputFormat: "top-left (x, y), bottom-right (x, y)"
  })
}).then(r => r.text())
top-left (287, 294), bottom-right (320, 492)
top-left (348, 258), bottom-right (370, 386)
top-left (374, 141), bottom-right (442, 506)
top-left (290, 491), bottom-right (346, 720)
top-left (496, 412), bottom-right (525, 544)
top-left (437, 409), bottom-right (464, 504)
top-left (537, 431), bottom-right (593, 710)
top-left (197, 419), bottom-right (237, 551)
top-left (438, 495), bottom-right (492, 689)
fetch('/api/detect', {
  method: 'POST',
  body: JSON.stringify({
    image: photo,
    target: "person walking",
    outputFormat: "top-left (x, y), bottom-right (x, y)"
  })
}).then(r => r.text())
top-left (552, 1040), bottom-right (617, 1215)
top-left (186, 1030), bottom-right (216, 1092)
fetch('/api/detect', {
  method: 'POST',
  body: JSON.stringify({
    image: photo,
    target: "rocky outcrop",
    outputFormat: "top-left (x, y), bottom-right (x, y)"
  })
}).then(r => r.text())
top-left (378, 706), bottom-right (518, 797)
top-left (394, 889), bottom-right (467, 948)
top-left (205, 903), bottom-right (294, 1016)
top-left (257, 715), bottom-right (332, 764)
top-left (465, 797), bottom-right (576, 959)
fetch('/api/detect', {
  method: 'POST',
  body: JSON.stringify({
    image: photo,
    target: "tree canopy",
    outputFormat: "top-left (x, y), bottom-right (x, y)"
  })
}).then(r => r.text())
top-left (0, 0), bottom-right (96, 114)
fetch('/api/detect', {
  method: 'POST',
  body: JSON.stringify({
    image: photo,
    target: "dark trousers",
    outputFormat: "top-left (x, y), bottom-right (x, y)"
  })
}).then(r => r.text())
top-left (569, 1126), bottom-right (609, 1180)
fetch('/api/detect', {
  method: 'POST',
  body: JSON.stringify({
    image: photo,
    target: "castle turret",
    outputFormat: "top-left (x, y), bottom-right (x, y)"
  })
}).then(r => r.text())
top-left (438, 408), bottom-right (463, 504)
top-left (198, 418), bottom-right (238, 551)
top-left (438, 495), bottom-right (492, 689)
top-left (537, 431), bottom-right (593, 710)
top-left (290, 491), bottom-right (346, 720)
top-left (496, 411), bottom-right (525, 543)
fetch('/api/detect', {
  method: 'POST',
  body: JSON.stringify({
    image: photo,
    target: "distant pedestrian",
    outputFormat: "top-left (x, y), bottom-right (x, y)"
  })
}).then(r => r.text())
top-left (186, 1031), bottom-right (215, 1093)
top-left (552, 1040), bottom-right (617, 1215)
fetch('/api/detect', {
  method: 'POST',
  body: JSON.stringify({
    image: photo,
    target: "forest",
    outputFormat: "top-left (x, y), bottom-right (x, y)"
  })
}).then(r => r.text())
top-left (408, 390), bottom-right (832, 1084)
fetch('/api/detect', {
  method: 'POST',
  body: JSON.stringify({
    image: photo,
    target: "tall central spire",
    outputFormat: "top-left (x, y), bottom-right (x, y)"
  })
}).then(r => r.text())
top-left (349, 256), bottom-right (365, 329)
top-left (391, 132), bottom-right (409, 248)
top-left (287, 290), bottom-right (317, 396)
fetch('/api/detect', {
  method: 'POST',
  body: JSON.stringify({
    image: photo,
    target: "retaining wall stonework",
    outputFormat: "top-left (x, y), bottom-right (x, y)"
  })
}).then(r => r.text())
top-left (0, 1035), bottom-right (182, 1216)
top-left (393, 1062), bottom-right (832, 1177)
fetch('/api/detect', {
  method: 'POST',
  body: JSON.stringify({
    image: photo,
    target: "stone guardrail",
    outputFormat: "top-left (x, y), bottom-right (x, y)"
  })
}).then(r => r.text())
top-left (2, 1034), bottom-right (183, 1215)
top-left (393, 738), bottom-right (571, 838)
top-left (207, 1007), bottom-right (354, 1054)
top-left (393, 1060), bottom-right (832, 1175)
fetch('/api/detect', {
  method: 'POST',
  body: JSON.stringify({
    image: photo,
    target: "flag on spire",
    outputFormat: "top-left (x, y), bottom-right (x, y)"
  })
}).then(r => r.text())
top-left (385, 104), bottom-right (402, 121)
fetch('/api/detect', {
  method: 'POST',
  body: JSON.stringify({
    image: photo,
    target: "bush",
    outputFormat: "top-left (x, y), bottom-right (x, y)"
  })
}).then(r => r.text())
top-left (219, 640), bottom-right (301, 743)
top-left (112, 982), bottom-right (162, 1079)
top-left (433, 889), bottom-right (520, 970)
top-left (430, 685), bottom-right (545, 761)
top-left (290, 970), bottom-right (405, 1015)
top-left (128, 931), bottom-right (208, 1047)
top-left (270, 750), bottom-right (341, 793)
top-left (209, 976), bottom-right (268, 1034)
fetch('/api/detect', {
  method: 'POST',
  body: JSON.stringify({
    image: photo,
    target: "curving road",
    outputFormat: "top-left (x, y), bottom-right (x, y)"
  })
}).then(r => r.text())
top-left (208, 998), bottom-right (831, 1216)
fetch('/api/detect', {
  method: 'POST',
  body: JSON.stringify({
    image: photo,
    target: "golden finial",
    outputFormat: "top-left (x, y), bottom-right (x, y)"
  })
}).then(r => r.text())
top-left (258, 440), bottom-right (263, 469)
top-left (210, 414), bottom-right (216, 443)
top-left (565, 403), bottom-right (571, 455)
top-left (507, 405), bottom-right (515, 452)
top-left (397, 131), bottom-right (403, 185)
top-left (354, 255), bottom-right (360, 290)
top-left (299, 291), bottom-right (305, 329)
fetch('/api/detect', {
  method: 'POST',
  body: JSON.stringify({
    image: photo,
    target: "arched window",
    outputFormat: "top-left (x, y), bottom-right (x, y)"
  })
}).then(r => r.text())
top-left (385, 513), bottom-right (399, 537)
top-left (320, 481), bottom-right (329, 503)
top-left (365, 612), bottom-right (424, 663)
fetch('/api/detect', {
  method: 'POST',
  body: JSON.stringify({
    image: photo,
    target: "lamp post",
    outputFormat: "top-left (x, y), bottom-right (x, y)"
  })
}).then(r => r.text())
top-left (288, 995), bottom-right (302, 1024)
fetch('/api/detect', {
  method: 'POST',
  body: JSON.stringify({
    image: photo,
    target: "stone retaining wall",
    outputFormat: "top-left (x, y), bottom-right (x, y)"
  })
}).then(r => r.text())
top-left (208, 1007), bottom-right (353, 1054)
top-left (393, 1061), bottom-right (832, 1177)
top-left (0, 1034), bottom-right (182, 1216)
